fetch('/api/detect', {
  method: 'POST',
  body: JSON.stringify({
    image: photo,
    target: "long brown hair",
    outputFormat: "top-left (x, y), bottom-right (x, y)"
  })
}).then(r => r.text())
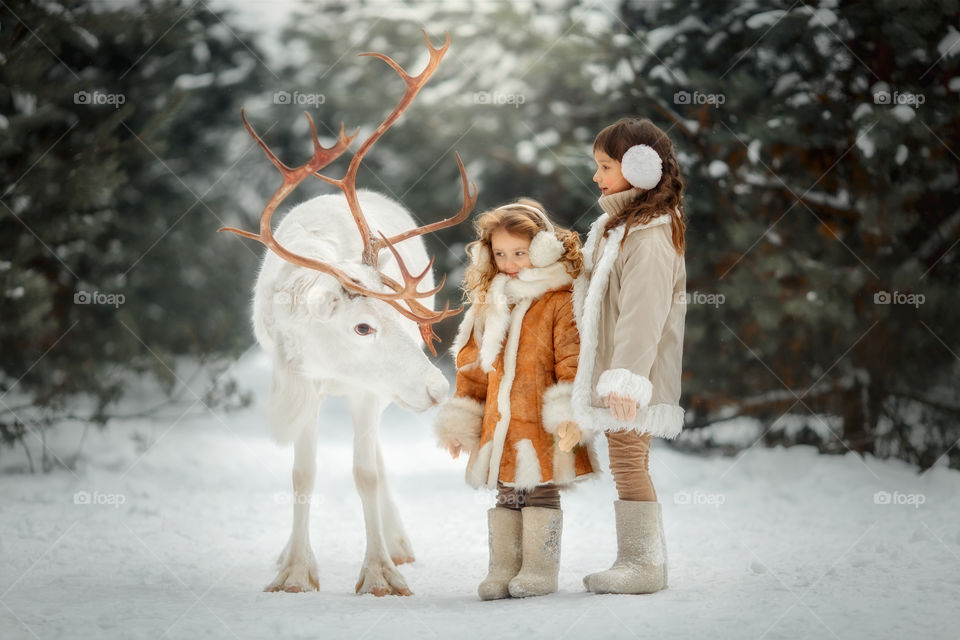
top-left (594, 117), bottom-right (687, 254)
top-left (462, 198), bottom-right (582, 306)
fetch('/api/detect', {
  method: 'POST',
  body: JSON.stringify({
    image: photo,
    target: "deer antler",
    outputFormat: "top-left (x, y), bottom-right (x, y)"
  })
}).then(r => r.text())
top-left (219, 31), bottom-right (475, 356)
top-left (312, 31), bottom-right (478, 266)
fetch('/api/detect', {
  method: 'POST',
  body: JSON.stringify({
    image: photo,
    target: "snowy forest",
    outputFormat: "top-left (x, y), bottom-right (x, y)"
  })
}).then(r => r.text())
top-left (3, 0), bottom-right (957, 470)
top-left (1, 1), bottom-right (959, 638)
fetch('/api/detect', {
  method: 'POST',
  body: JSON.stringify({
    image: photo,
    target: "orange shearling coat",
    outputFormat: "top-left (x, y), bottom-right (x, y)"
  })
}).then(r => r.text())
top-left (434, 262), bottom-right (598, 490)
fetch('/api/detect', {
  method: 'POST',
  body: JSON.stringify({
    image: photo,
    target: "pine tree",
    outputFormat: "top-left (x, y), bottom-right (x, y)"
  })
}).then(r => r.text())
top-left (609, 0), bottom-right (960, 468)
top-left (0, 0), bottom-right (269, 468)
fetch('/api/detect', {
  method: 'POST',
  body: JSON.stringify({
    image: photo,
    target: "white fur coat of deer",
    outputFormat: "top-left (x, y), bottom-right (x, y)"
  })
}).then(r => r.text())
top-left (220, 33), bottom-right (476, 596)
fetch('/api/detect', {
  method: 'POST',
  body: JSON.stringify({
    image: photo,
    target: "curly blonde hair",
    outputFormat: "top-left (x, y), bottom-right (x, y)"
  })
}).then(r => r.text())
top-left (594, 117), bottom-right (687, 254)
top-left (462, 198), bottom-right (583, 306)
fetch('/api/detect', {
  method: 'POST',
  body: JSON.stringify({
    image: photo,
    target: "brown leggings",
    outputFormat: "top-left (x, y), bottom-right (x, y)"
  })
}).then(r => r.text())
top-left (496, 481), bottom-right (561, 510)
top-left (606, 430), bottom-right (657, 502)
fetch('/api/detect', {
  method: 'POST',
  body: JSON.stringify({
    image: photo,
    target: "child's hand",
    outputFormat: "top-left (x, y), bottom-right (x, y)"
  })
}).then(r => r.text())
top-left (556, 422), bottom-right (582, 452)
top-left (447, 439), bottom-right (462, 459)
top-left (604, 392), bottom-right (638, 421)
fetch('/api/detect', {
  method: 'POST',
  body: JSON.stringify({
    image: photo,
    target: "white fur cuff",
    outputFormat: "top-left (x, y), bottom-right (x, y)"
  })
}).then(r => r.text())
top-left (596, 368), bottom-right (653, 409)
top-left (541, 381), bottom-right (575, 435)
top-left (434, 396), bottom-right (483, 453)
top-left (597, 403), bottom-right (685, 438)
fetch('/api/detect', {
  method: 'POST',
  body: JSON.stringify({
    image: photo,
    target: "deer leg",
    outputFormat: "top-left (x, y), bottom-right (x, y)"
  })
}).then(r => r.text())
top-left (349, 393), bottom-right (412, 596)
top-left (265, 420), bottom-right (319, 592)
top-left (375, 439), bottom-right (415, 565)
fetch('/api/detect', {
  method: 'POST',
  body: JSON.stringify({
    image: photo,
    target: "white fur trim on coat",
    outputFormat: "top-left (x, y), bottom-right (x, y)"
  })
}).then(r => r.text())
top-left (466, 440), bottom-right (493, 488)
top-left (588, 403), bottom-right (685, 438)
top-left (434, 396), bottom-right (483, 453)
top-left (511, 439), bottom-right (544, 490)
top-left (449, 304), bottom-right (479, 364)
top-left (541, 381), bottom-right (575, 435)
top-left (596, 368), bottom-right (653, 409)
top-left (482, 297), bottom-right (531, 487)
top-left (571, 215), bottom-right (624, 436)
top-left (571, 215), bottom-right (608, 328)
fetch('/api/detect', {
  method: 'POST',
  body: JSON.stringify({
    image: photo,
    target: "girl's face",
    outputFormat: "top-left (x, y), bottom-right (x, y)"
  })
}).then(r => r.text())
top-left (593, 149), bottom-right (632, 196)
top-left (490, 228), bottom-right (532, 278)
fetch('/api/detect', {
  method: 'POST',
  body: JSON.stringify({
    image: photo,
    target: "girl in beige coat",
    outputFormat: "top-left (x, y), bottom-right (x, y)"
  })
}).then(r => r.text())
top-left (564, 117), bottom-right (688, 595)
top-left (434, 199), bottom-right (598, 600)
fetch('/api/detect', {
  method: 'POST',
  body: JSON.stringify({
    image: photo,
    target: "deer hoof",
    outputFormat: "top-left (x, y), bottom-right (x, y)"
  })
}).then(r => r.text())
top-left (355, 558), bottom-right (412, 596)
top-left (265, 556), bottom-right (319, 593)
top-left (388, 535), bottom-right (415, 566)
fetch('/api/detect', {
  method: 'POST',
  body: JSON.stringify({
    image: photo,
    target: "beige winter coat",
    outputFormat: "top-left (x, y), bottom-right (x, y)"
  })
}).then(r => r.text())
top-left (571, 198), bottom-right (687, 438)
top-left (434, 262), bottom-right (598, 490)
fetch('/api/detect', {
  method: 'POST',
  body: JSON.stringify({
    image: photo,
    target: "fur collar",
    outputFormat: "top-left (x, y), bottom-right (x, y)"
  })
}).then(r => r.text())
top-left (488, 261), bottom-right (572, 305)
top-left (450, 262), bottom-right (572, 372)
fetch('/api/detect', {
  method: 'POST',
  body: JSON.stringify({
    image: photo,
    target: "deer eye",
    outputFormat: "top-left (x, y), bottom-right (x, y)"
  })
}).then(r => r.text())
top-left (354, 323), bottom-right (375, 336)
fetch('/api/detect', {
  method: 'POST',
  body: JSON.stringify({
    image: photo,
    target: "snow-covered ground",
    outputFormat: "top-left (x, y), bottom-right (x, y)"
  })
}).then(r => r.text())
top-left (1, 349), bottom-right (959, 639)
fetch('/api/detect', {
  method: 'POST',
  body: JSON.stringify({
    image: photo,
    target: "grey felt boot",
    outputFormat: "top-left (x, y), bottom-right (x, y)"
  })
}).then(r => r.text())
top-left (507, 507), bottom-right (562, 598)
top-left (477, 507), bottom-right (522, 600)
top-left (583, 500), bottom-right (667, 594)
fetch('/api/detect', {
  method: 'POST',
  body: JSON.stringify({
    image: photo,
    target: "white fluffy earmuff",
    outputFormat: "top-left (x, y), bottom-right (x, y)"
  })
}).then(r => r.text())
top-left (468, 241), bottom-right (491, 267)
top-left (620, 144), bottom-right (663, 190)
top-left (502, 203), bottom-right (564, 267)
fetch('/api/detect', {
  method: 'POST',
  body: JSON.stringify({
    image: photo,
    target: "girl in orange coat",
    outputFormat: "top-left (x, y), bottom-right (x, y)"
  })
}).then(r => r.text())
top-left (435, 198), bottom-right (598, 600)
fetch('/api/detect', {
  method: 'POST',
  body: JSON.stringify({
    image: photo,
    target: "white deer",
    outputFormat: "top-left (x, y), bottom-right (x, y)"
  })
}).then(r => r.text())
top-left (220, 33), bottom-right (476, 596)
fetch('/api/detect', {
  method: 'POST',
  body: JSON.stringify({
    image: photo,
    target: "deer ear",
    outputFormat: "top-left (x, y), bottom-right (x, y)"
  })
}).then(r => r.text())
top-left (302, 285), bottom-right (340, 321)
top-left (275, 271), bottom-right (341, 322)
